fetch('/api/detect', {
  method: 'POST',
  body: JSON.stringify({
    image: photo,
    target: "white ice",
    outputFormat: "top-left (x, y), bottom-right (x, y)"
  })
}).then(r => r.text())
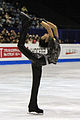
top-left (0, 62), bottom-right (80, 120)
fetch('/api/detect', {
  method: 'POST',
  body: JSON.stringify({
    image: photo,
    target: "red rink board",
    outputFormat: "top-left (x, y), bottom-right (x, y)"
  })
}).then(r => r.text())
top-left (0, 47), bottom-right (22, 58)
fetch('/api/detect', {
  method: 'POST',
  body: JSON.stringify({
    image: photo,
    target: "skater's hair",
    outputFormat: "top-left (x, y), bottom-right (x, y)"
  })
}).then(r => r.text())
top-left (39, 38), bottom-right (48, 48)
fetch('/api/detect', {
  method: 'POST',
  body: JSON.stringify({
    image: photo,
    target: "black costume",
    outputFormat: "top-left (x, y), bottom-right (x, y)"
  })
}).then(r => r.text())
top-left (18, 12), bottom-right (61, 114)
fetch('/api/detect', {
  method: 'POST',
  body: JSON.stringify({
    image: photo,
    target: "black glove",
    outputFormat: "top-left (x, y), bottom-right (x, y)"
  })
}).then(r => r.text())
top-left (42, 18), bottom-right (47, 23)
top-left (37, 18), bottom-right (47, 24)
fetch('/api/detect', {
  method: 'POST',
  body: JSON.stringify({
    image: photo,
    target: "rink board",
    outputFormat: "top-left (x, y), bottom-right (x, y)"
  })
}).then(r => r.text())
top-left (0, 44), bottom-right (80, 65)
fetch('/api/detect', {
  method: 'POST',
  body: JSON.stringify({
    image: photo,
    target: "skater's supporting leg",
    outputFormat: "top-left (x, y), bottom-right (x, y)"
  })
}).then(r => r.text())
top-left (28, 63), bottom-right (43, 114)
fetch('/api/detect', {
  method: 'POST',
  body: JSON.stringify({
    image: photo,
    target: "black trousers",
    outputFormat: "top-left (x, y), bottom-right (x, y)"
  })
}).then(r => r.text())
top-left (29, 63), bottom-right (42, 108)
top-left (18, 12), bottom-right (46, 66)
top-left (18, 12), bottom-right (45, 108)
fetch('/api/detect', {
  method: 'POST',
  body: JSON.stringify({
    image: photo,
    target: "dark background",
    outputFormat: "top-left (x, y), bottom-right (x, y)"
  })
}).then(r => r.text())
top-left (4, 0), bottom-right (80, 29)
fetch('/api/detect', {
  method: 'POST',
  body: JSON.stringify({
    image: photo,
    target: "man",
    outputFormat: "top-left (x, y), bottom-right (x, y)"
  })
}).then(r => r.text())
top-left (18, 12), bottom-right (61, 114)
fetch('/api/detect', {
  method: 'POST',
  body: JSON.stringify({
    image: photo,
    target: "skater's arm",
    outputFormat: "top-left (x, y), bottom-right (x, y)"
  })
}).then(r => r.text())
top-left (41, 34), bottom-right (47, 40)
top-left (46, 21), bottom-right (59, 39)
top-left (40, 21), bottom-right (54, 38)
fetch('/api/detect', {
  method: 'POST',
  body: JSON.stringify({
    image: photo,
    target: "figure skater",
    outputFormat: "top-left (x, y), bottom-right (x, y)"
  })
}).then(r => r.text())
top-left (18, 12), bottom-right (61, 114)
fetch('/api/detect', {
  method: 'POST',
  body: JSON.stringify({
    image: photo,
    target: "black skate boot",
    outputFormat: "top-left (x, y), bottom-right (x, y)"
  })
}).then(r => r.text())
top-left (28, 105), bottom-right (44, 115)
top-left (20, 11), bottom-right (33, 28)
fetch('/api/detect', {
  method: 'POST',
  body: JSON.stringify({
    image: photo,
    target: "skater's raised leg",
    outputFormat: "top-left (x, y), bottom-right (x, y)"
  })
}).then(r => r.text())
top-left (18, 12), bottom-right (47, 66)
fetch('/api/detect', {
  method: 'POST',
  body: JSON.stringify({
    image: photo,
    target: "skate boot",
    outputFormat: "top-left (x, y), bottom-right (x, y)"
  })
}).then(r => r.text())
top-left (20, 11), bottom-right (33, 28)
top-left (28, 105), bottom-right (44, 115)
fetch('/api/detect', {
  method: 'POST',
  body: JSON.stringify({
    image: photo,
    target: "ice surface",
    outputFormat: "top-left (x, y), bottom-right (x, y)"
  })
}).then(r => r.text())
top-left (0, 62), bottom-right (80, 120)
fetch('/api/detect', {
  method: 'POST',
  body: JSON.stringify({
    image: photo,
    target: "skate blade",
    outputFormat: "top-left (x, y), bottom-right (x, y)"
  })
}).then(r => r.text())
top-left (27, 111), bottom-right (44, 115)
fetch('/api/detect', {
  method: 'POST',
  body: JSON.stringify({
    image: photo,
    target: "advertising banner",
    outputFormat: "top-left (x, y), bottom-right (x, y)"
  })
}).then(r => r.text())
top-left (0, 47), bottom-right (21, 58)
top-left (0, 44), bottom-right (80, 64)
top-left (60, 44), bottom-right (80, 59)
